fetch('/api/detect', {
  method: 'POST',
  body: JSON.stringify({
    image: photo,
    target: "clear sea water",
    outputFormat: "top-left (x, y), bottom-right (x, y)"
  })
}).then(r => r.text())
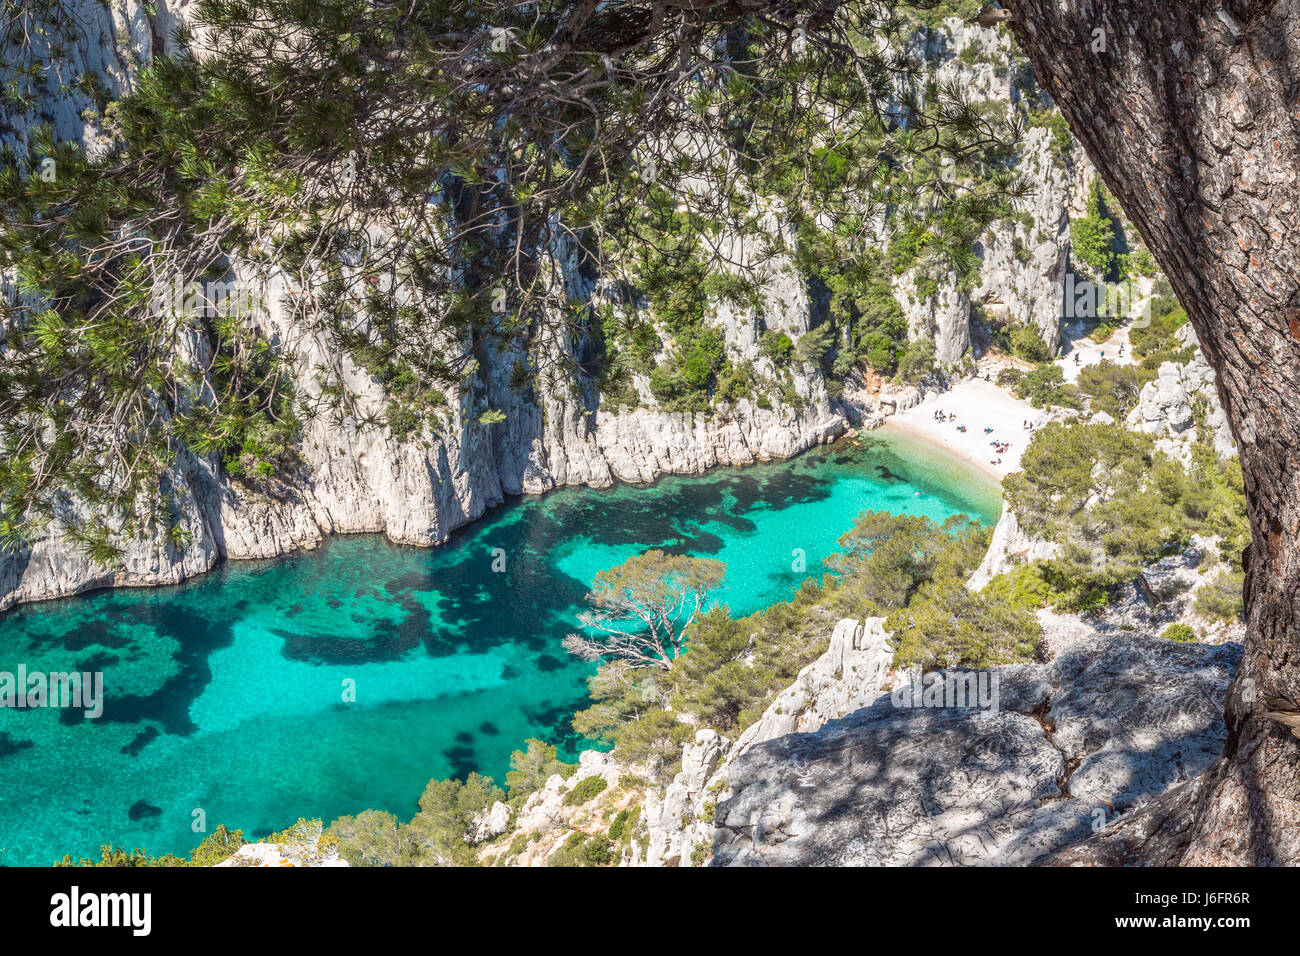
top-left (0, 427), bottom-right (999, 865)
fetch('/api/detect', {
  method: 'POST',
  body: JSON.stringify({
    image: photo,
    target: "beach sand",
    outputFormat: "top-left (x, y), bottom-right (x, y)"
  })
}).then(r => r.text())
top-left (1057, 321), bottom-right (1137, 383)
top-left (885, 378), bottom-right (1045, 482)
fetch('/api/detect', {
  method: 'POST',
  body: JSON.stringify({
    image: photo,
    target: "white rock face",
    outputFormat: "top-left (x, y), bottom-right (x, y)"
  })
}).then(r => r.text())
top-left (638, 618), bottom-right (896, 866)
top-left (643, 728), bottom-right (731, 867)
top-left (1129, 362), bottom-right (1196, 438)
top-left (968, 509), bottom-right (1059, 591)
top-left (1125, 327), bottom-right (1236, 462)
top-left (733, 618), bottom-right (896, 750)
top-left (904, 20), bottom-right (1075, 357)
top-left (709, 626), bottom-right (1241, 866)
top-left (895, 270), bottom-right (972, 367)
top-left (467, 801), bottom-right (512, 844)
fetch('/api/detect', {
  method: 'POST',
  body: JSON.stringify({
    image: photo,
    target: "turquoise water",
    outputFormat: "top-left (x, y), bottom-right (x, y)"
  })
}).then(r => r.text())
top-left (0, 428), bottom-right (998, 865)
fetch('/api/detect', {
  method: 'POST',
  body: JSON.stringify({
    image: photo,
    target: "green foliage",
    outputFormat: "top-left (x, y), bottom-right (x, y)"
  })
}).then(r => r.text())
top-left (1005, 422), bottom-right (1249, 609)
top-left (794, 325), bottom-right (835, 366)
top-left (904, 0), bottom-right (985, 30)
top-left (1196, 569), bottom-right (1245, 622)
top-left (646, 326), bottom-right (727, 412)
top-left (1076, 360), bottom-right (1144, 419)
top-left (505, 739), bottom-right (576, 804)
top-left (1027, 107), bottom-right (1072, 163)
top-left (980, 561), bottom-right (1070, 612)
top-left (1129, 248), bottom-right (1158, 277)
top-left (56, 846), bottom-right (187, 868)
top-left (547, 830), bottom-right (614, 867)
top-left (327, 772), bottom-right (504, 866)
top-left (327, 810), bottom-right (411, 867)
top-left (562, 776), bottom-right (609, 807)
top-left (1008, 325), bottom-right (1052, 362)
top-left (833, 510), bottom-right (1024, 671)
top-left (760, 330), bottom-right (796, 363)
top-left (56, 823), bottom-right (246, 868)
top-left (1161, 623), bottom-right (1198, 643)
top-left (897, 337), bottom-right (937, 382)
top-left (573, 510), bottom-right (1000, 774)
top-left (996, 367), bottom-right (1025, 389)
top-left (607, 808), bottom-right (633, 843)
top-left (408, 773), bottom-right (504, 864)
top-left (888, 578), bottom-right (1042, 669)
top-left (1013, 364), bottom-right (1077, 409)
top-left (1130, 290), bottom-right (1191, 362)
top-left (188, 825), bottom-right (246, 867)
top-left (1069, 179), bottom-right (1121, 281)
top-left (563, 550), bottom-right (727, 668)
top-left (801, 239), bottom-right (909, 378)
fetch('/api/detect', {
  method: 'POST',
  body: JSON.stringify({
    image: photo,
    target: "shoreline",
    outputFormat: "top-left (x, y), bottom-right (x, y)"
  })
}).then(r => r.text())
top-left (883, 378), bottom-right (1045, 483)
top-left (878, 417), bottom-right (1005, 485)
top-left (3, 385), bottom-right (1032, 616)
top-left (1, 416), bottom-right (1003, 616)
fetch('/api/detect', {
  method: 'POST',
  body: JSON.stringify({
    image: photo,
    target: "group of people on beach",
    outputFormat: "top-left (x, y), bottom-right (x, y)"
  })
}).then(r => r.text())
top-left (932, 408), bottom-right (1014, 464)
top-left (934, 409), bottom-right (970, 434)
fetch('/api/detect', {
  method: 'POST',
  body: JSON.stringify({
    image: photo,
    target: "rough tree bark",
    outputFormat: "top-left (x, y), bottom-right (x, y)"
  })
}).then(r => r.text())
top-left (1007, 0), bottom-right (1300, 864)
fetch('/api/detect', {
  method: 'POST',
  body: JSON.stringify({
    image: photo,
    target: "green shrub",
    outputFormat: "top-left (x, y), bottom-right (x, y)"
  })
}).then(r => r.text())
top-left (505, 739), bottom-right (576, 804)
top-left (1076, 360), bottom-right (1143, 419)
top-left (888, 580), bottom-right (1042, 669)
top-left (1005, 422), bottom-right (1249, 607)
top-left (898, 338), bottom-right (937, 382)
top-left (1070, 180), bottom-right (1120, 281)
top-left (981, 562), bottom-right (1068, 612)
top-left (760, 330), bottom-right (795, 363)
top-left (1008, 325), bottom-right (1052, 362)
top-left (548, 831), bottom-right (614, 867)
top-left (1161, 623), bottom-right (1198, 643)
top-left (996, 367), bottom-right (1025, 389)
top-left (1014, 364), bottom-right (1077, 409)
top-left (794, 325), bottom-right (834, 366)
top-left (1195, 569), bottom-right (1245, 622)
top-left (562, 776), bottom-right (609, 807)
top-left (607, 808), bottom-right (632, 843)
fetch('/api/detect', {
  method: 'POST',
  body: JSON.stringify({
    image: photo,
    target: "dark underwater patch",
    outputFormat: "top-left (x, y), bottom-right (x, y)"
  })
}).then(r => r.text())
top-left (120, 726), bottom-right (161, 757)
top-left (128, 800), bottom-right (162, 821)
top-left (0, 732), bottom-right (34, 759)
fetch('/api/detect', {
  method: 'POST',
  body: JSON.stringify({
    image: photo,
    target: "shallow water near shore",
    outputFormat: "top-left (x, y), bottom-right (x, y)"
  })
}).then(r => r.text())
top-left (0, 432), bottom-right (999, 865)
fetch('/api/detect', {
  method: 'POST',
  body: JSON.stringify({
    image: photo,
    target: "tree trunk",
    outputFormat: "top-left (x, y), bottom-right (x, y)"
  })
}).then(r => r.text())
top-left (1009, 0), bottom-right (1300, 864)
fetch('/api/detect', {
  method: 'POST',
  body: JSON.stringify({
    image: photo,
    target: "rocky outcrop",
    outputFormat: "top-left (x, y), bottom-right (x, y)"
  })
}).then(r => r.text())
top-left (642, 729), bottom-right (730, 867)
top-left (1126, 324), bottom-right (1236, 462)
top-left (467, 801), bottom-right (512, 845)
top-left (968, 508), bottom-right (1059, 590)
top-left (708, 628), bottom-right (1240, 866)
top-left (895, 270), bottom-right (972, 368)
top-left (0, 2), bottom-right (854, 613)
top-left (732, 618), bottom-right (895, 751)
top-left (908, 20), bottom-right (1075, 357)
top-left (1128, 362), bottom-right (1195, 440)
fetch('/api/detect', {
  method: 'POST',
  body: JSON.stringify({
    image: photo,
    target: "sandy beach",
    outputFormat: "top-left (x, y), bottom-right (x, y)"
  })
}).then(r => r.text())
top-left (886, 378), bottom-right (1045, 481)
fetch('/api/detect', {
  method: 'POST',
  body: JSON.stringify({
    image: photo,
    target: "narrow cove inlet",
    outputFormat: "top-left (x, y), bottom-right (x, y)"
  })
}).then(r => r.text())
top-left (0, 429), bottom-right (999, 865)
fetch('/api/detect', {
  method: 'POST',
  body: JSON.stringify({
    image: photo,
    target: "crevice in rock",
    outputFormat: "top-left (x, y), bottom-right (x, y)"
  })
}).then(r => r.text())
top-left (1032, 696), bottom-right (1081, 800)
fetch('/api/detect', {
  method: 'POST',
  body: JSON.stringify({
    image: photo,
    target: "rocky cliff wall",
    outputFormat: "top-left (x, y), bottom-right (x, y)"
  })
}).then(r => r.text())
top-left (1, 11), bottom-right (1074, 611)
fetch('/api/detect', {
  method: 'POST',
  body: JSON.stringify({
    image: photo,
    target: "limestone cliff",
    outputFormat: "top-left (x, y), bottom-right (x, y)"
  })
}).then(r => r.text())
top-left (1, 10), bottom-right (1077, 611)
